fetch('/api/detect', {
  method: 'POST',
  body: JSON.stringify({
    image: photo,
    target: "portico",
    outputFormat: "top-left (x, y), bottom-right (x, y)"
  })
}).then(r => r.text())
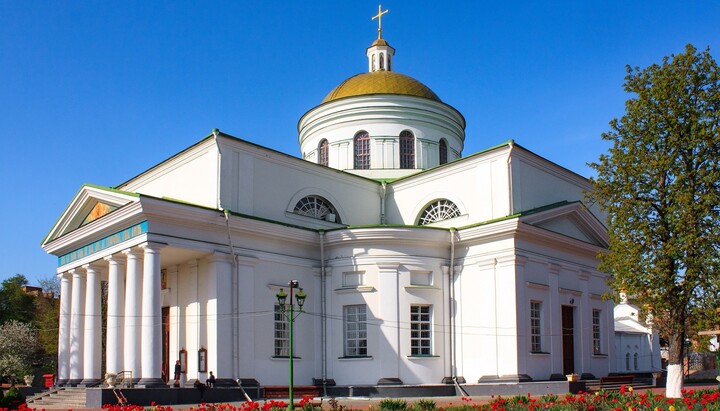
top-left (53, 240), bottom-right (168, 387)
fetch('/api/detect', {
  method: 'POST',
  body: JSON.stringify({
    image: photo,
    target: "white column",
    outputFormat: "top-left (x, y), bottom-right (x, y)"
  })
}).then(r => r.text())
top-left (140, 242), bottom-right (165, 386)
top-left (237, 256), bottom-right (258, 380)
top-left (82, 264), bottom-right (102, 385)
top-left (206, 252), bottom-right (234, 385)
top-left (105, 255), bottom-right (126, 374)
top-left (377, 263), bottom-right (401, 384)
top-left (68, 268), bottom-right (86, 385)
top-left (57, 273), bottom-right (72, 386)
top-left (123, 248), bottom-right (143, 382)
top-left (547, 263), bottom-right (562, 378)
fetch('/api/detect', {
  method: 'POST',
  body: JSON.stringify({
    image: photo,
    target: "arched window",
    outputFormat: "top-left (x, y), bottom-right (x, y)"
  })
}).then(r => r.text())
top-left (354, 131), bottom-right (370, 169)
top-left (625, 353), bottom-right (630, 370)
top-left (633, 353), bottom-right (639, 370)
top-left (372, 54), bottom-right (376, 71)
top-left (379, 54), bottom-right (385, 70)
top-left (439, 139), bottom-right (448, 165)
top-left (418, 199), bottom-right (461, 225)
top-left (293, 195), bottom-right (341, 223)
top-left (400, 130), bottom-right (415, 169)
top-left (387, 55), bottom-right (391, 71)
top-left (318, 139), bottom-right (329, 166)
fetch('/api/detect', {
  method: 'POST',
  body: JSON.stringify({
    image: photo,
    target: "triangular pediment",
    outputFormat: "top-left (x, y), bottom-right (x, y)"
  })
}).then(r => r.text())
top-left (42, 184), bottom-right (139, 245)
top-left (520, 202), bottom-right (608, 247)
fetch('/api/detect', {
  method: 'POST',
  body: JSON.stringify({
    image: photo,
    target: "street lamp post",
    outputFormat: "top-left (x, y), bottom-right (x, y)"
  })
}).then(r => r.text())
top-left (276, 280), bottom-right (307, 411)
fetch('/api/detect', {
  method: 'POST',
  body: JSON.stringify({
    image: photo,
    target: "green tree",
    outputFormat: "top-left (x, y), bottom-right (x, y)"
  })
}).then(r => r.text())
top-left (0, 320), bottom-right (39, 383)
top-left (590, 44), bottom-right (720, 397)
top-left (34, 287), bottom-right (59, 373)
top-left (0, 274), bottom-right (36, 324)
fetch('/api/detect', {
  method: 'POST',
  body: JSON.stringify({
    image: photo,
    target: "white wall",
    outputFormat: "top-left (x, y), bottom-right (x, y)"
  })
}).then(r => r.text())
top-left (119, 139), bottom-right (219, 209)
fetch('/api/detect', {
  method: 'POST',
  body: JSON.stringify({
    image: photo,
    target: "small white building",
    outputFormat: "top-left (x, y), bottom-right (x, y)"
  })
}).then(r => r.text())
top-left (614, 292), bottom-right (662, 373)
top-left (43, 29), bottom-right (615, 390)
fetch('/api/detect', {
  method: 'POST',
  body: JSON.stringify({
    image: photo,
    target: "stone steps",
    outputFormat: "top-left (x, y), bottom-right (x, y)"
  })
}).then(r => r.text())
top-left (26, 387), bottom-right (87, 409)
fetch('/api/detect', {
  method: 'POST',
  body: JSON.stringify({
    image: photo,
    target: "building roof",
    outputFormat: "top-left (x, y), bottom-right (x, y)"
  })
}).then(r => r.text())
top-left (322, 70), bottom-right (441, 103)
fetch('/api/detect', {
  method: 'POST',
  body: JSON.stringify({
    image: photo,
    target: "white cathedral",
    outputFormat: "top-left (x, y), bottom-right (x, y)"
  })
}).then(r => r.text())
top-left (42, 22), bottom-right (616, 391)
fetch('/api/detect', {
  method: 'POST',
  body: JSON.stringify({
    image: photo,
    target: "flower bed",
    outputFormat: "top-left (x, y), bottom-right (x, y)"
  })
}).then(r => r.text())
top-left (4, 388), bottom-right (720, 411)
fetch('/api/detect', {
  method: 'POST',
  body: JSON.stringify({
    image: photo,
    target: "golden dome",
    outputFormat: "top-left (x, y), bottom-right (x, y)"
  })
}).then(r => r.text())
top-left (322, 71), bottom-right (441, 103)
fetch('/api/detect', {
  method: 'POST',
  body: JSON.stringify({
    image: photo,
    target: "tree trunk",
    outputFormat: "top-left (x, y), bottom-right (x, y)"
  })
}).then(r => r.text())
top-left (666, 331), bottom-right (685, 398)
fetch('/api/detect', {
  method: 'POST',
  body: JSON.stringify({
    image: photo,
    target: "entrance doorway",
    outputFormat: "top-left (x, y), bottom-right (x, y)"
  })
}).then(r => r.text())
top-left (562, 305), bottom-right (575, 375)
top-left (162, 307), bottom-right (170, 383)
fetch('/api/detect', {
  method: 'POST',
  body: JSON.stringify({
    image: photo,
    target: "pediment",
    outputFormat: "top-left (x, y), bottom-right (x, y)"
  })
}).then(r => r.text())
top-left (520, 202), bottom-right (608, 247)
top-left (43, 184), bottom-right (139, 245)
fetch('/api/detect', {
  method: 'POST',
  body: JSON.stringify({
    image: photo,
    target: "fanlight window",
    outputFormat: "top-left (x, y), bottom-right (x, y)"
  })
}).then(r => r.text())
top-left (294, 195), bottom-right (341, 223)
top-left (418, 199), bottom-right (461, 225)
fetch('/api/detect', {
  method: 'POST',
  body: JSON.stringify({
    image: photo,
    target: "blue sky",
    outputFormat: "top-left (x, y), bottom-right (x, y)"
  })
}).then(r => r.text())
top-left (1, 1), bottom-right (719, 286)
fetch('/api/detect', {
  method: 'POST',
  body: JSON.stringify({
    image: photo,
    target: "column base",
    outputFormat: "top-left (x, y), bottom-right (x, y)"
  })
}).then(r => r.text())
top-left (441, 376), bottom-right (466, 384)
top-left (138, 377), bottom-right (169, 388)
top-left (377, 377), bottom-right (403, 385)
top-left (67, 379), bottom-right (84, 387)
top-left (477, 374), bottom-right (533, 383)
top-left (80, 378), bottom-right (102, 387)
top-left (56, 379), bottom-right (70, 387)
top-left (212, 378), bottom-right (239, 388)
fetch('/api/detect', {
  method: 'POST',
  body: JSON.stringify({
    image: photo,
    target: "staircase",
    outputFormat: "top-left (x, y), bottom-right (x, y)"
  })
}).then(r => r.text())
top-left (26, 387), bottom-right (87, 409)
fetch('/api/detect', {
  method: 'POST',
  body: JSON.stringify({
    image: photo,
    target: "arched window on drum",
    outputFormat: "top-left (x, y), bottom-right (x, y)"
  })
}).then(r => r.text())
top-left (400, 130), bottom-right (415, 169)
top-left (439, 139), bottom-right (448, 165)
top-left (354, 131), bottom-right (370, 170)
top-left (318, 139), bottom-right (329, 166)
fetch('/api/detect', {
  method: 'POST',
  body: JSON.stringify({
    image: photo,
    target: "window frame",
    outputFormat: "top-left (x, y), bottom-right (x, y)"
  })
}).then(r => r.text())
top-left (399, 130), bottom-right (415, 169)
top-left (410, 305), bottom-right (432, 356)
top-left (273, 304), bottom-right (290, 357)
top-left (343, 305), bottom-right (368, 357)
top-left (439, 139), bottom-right (448, 165)
top-left (592, 309), bottom-right (602, 354)
top-left (530, 301), bottom-right (542, 353)
top-left (418, 199), bottom-right (461, 225)
top-left (293, 195), bottom-right (341, 223)
top-left (354, 131), bottom-right (370, 169)
top-left (318, 139), bottom-right (329, 166)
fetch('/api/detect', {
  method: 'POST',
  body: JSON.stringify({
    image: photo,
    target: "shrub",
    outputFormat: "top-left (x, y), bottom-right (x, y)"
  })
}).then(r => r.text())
top-left (414, 399), bottom-right (436, 411)
top-left (1, 386), bottom-right (26, 410)
top-left (379, 398), bottom-right (408, 411)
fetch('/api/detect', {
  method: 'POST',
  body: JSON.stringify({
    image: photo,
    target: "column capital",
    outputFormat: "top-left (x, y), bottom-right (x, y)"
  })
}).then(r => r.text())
top-left (122, 247), bottom-right (143, 258)
top-left (376, 262), bottom-right (400, 272)
top-left (206, 251), bottom-right (234, 264)
top-left (104, 254), bottom-right (127, 265)
top-left (69, 267), bottom-right (85, 276)
top-left (139, 242), bottom-right (166, 253)
top-left (82, 263), bottom-right (104, 273)
top-left (547, 262), bottom-right (561, 275)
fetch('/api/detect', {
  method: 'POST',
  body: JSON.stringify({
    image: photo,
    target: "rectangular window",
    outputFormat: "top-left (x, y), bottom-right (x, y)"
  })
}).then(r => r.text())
top-left (344, 305), bottom-right (368, 357)
top-left (592, 309), bottom-right (602, 354)
top-left (410, 305), bottom-right (432, 355)
top-left (274, 304), bottom-right (290, 357)
top-left (530, 301), bottom-right (542, 352)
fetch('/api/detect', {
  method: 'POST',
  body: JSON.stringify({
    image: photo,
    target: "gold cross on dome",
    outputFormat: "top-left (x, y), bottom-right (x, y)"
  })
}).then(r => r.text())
top-left (372, 4), bottom-right (389, 39)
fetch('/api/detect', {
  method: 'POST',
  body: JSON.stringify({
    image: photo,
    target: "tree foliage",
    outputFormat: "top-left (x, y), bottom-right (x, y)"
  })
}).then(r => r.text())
top-left (0, 320), bottom-right (39, 382)
top-left (589, 44), bottom-right (720, 396)
top-left (0, 274), bottom-right (36, 324)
